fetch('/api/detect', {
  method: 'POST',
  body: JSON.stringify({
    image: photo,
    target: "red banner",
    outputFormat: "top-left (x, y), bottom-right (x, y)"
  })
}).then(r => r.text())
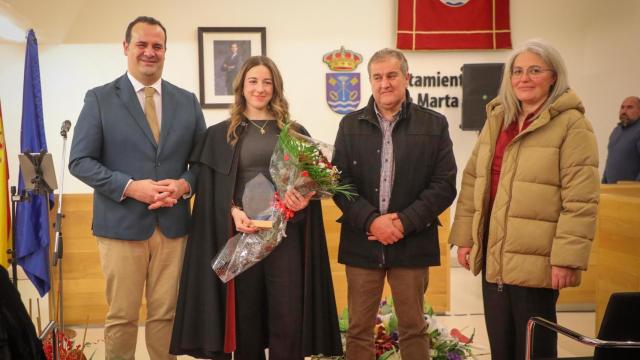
top-left (397, 0), bottom-right (512, 50)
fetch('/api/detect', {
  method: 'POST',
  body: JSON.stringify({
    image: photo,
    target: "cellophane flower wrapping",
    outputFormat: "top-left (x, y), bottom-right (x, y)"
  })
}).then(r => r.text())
top-left (212, 202), bottom-right (287, 283)
top-left (212, 123), bottom-right (355, 283)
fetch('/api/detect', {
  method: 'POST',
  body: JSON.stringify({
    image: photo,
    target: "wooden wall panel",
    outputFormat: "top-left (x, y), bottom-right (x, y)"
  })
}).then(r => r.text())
top-left (53, 195), bottom-right (450, 325)
top-left (556, 184), bottom-right (640, 307)
top-left (595, 186), bottom-right (640, 331)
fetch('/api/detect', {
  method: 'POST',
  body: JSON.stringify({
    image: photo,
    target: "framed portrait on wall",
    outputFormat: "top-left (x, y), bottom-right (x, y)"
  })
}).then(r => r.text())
top-left (197, 27), bottom-right (267, 109)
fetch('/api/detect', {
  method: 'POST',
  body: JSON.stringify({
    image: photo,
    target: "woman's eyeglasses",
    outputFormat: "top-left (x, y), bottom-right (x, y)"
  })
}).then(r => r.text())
top-left (511, 66), bottom-right (554, 79)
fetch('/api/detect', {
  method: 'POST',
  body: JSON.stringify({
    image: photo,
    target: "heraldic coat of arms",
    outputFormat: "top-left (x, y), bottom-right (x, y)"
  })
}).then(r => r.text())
top-left (323, 46), bottom-right (362, 115)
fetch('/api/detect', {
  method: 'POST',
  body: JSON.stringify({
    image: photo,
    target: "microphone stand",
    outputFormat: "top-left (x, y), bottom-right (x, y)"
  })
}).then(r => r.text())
top-left (52, 122), bottom-right (70, 347)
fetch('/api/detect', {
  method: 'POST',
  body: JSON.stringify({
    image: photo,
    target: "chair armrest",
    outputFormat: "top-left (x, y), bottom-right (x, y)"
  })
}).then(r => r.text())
top-left (525, 317), bottom-right (640, 360)
top-left (38, 320), bottom-right (56, 341)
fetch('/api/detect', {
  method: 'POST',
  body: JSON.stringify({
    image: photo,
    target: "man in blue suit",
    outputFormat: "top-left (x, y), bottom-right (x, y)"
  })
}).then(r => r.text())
top-left (69, 16), bottom-right (206, 360)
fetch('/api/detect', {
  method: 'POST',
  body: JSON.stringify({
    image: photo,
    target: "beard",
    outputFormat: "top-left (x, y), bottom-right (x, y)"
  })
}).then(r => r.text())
top-left (620, 114), bottom-right (640, 125)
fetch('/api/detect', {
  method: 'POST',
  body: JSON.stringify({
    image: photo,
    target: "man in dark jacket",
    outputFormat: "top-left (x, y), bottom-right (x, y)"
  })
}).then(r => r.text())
top-left (219, 42), bottom-right (241, 95)
top-left (602, 96), bottom-right (640, 183)
top-left (332, 48), bottom-right (457, 359)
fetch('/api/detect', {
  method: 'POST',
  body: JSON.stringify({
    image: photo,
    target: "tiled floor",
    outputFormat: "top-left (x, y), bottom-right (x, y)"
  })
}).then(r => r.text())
top-left (67, 267), bottom-right (596, 359)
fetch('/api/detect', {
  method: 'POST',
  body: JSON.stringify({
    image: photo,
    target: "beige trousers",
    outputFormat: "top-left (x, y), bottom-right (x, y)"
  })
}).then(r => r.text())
top-left (345, 265), bottom-right (430, 360)
top-left (97, 228), bottom-right (186, 360)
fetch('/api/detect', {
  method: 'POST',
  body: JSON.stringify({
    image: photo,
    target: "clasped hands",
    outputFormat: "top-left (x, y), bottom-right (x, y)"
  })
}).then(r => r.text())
top-left (232, 189), bottom-right (315, 234)
top-left (367, 213), bottom-right (404, 245)
top-left (124, 178), bottom-right (190, 210)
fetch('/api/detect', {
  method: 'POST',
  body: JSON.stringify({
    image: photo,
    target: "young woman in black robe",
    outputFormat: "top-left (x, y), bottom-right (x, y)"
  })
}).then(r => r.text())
top-left (170, 56), bottom-right (342, 360)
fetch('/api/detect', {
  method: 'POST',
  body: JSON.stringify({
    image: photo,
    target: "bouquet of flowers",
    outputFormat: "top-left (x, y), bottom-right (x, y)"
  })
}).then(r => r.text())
top-left (424, 302), bottom-right (475, 360)
top-left (212, 122), bottom-right (354, 283)
top-left (270, 123), bottom-right (355, 200)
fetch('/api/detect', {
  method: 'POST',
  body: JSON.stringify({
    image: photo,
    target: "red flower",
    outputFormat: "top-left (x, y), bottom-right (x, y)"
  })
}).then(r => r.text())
top-left (300, 171), bottom-right (309, 177)
top-left (283, 153), bottom-right (289, 161)
top-left (450, 328), bottom-right (473, 344)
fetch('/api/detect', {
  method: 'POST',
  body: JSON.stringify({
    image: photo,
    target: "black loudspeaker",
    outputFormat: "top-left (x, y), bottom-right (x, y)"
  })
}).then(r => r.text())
top-left (461, 63), bottom-right (505, 131)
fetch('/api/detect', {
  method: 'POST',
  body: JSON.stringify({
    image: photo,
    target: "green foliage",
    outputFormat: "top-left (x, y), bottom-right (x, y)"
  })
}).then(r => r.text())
top-left (338, 307), bottom-right (349, 332)
top-left (277, 122), bottom-right (356, 199)
top-left (424, 301), bottom-right (434, 316)
top-left (378, 348), bottom-right (398, 360)
top-left (387, 313), bottom-right (398, 334)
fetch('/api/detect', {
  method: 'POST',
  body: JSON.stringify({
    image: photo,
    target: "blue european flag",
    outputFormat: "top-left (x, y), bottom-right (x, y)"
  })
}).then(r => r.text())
top-left (16, 29), bottom-right (53, 297)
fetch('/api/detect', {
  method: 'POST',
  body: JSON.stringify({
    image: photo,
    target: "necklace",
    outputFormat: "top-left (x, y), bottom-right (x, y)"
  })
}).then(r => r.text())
top-left (247, 119), bottom-right (269, 135)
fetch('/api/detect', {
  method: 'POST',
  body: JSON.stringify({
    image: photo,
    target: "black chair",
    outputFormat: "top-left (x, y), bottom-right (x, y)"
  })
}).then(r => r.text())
top-left (525, 292), bottom-right (640, 360)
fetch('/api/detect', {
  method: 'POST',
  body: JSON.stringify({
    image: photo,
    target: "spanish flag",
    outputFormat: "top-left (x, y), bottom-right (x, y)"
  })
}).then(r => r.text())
top-left (0, 102), bottom-right (10, 269)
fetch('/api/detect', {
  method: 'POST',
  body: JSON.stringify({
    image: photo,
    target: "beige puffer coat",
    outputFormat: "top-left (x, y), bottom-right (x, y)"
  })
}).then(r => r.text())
top-left (449, 90), bottom-right (599, 289)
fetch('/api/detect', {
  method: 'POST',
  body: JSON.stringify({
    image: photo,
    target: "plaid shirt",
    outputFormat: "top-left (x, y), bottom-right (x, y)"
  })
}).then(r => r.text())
top-left (374, 103), bottom-right (401, 214)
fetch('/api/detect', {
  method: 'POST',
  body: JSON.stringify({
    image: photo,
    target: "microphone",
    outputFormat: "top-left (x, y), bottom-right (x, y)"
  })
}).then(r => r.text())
top-left (60, 120), bottom-right (71, 137)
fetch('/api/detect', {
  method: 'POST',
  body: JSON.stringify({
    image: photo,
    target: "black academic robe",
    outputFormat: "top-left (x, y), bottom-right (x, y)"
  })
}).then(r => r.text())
top-left (170, 120), bottom-right (343, 358)
top-left (0, 266), bottom-right (46, 360)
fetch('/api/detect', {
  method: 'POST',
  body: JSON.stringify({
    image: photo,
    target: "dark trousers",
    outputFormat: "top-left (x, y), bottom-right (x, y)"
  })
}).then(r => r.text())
top-left (234, 221), bottom-right (304, 360)
top-left (482, 273), bottom-right (559, 360)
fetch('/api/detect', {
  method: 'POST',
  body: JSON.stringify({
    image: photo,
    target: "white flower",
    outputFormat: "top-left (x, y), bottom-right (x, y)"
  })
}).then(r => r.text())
top-left (425, 314), bottom-right (449, 339)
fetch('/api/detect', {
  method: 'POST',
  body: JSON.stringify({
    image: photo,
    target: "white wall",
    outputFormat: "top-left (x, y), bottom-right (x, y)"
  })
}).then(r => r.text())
top-left (2, 0), bottom-right (638, 196)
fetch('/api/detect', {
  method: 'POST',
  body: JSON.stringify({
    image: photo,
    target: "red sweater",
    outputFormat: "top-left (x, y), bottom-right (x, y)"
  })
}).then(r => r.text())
top-left (490, 114), bottom-right (536, 205)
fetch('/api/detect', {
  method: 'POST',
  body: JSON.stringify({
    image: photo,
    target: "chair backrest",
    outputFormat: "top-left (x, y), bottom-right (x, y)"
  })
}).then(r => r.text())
top-left (594, 292), bottom-right (640, 359)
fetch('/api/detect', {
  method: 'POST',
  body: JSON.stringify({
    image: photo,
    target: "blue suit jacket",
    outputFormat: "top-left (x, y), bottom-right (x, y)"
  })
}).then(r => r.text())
top-left (69, 74), bottom-right (206, 240)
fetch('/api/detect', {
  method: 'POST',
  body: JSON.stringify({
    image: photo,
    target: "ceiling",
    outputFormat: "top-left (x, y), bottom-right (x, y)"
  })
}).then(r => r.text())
top-left (0, 0), bottom-right (201, 45)
top-left (0, 0), bottom-right (90, 44)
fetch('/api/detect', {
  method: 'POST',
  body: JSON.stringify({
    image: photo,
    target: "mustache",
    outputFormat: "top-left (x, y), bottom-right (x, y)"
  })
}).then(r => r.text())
top-left (138, 55), bottom-right (158, 62)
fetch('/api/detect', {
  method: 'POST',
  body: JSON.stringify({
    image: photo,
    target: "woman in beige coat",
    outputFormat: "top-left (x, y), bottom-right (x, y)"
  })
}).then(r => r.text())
top-left (449, 39), bottom-right (599, 360)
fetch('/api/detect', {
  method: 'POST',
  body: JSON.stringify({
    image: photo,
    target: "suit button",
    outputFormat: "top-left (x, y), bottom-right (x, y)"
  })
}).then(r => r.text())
top-left (374, 188), bottom-right (378, 192)
top-left (353, 160), bottom-right (357, 165)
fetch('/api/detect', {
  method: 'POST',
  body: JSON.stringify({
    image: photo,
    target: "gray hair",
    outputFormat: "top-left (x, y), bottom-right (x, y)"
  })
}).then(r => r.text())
top-left (367, 48), bottom-right (409, 77)
top-left (497, 39), bottom-right (570, 127)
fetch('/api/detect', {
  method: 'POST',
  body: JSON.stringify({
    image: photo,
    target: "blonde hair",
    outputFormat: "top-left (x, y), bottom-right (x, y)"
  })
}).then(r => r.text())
top-left (227, 56), bottom-right (291, 145)
top-left (497, 39), bottom-right (570, 127)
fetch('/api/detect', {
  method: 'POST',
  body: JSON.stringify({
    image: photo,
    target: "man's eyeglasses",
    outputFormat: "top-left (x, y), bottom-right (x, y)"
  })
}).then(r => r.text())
top-left (511, 66), bottom-right (554, 79)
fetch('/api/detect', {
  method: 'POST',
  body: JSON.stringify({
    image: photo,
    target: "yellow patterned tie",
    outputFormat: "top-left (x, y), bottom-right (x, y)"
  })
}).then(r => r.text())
top-left (144, 87), bottom-right (160, 143)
